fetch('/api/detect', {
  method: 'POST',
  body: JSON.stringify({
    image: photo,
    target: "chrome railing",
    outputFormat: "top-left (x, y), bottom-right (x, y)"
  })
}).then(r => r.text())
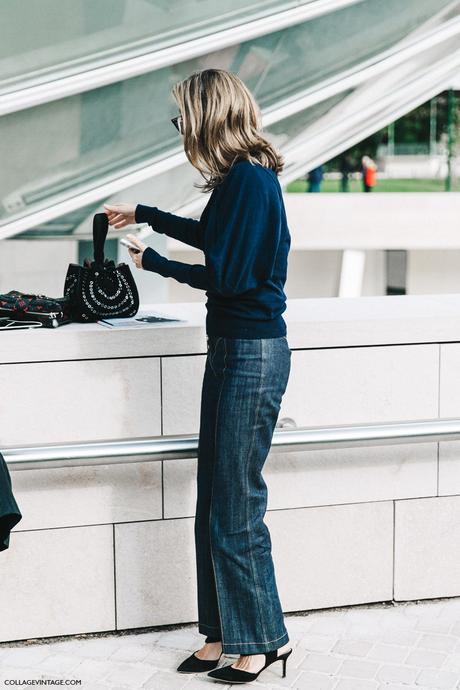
top-left (2, 417), bottom-right (460, 470)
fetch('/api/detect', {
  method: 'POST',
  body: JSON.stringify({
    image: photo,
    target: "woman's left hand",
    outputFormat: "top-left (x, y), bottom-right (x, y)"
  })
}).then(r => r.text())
top-left (126, 234), bottom-right (147, 269)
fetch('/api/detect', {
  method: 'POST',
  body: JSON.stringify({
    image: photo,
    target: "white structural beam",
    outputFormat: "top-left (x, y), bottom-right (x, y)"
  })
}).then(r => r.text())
top-left (0, 0), bottom-right (363, 116)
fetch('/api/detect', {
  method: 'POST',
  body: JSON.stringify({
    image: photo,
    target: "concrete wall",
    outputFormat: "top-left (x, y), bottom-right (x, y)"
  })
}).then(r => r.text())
top-left (1, 302), bottom-right (460, 642)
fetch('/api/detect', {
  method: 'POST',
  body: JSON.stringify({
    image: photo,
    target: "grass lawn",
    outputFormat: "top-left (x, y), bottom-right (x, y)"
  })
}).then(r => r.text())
top-left (285, 178), bottom-right (460, 193)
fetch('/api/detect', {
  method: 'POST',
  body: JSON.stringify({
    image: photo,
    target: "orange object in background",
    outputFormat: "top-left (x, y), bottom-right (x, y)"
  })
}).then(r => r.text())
top-left (365, 165), bottom-right (376, 187)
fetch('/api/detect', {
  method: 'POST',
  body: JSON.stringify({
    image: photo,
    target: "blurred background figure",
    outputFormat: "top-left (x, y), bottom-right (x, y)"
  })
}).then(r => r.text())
top-left (361, 155), bottom-right (377, 192)
top-left (306, 164), bottom-right (324, 192)
top-left (339, 154), bottom-right (353, 192)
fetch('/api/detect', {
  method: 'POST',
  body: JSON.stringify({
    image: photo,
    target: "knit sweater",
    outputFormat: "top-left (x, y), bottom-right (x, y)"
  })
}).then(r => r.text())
top-left (134, 159), bottom-right (291, 339)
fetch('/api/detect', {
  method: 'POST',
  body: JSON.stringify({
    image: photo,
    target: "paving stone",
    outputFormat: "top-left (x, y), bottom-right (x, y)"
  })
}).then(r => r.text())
top-left (332, 639), bottom-right (373, 657)
top-left (450, 621), bottom-right (460, 637)
top-left (377, 685), bottom-right (426, 690)
top-left (416, 633), bottom-right (458, 653)
top-left (0, 668), bottom-right (40, 681)
top-left (375, 663), bottom-right (418, 684)
top-left (108, 643), bottom-right (152, 663)
top-left (404, 648), bottom-right (447, 668)
top-left (416, 667), bottom-right (459, 689)
top-left (333, 679), bottom-right (378, 690)
top-left (3, 603), bottom-right (460, 689)
top-left (70, 637), bottom-right (126, 659)
top-left (155, 630), bottom-right (202, 652)
top-left (103, 661), bottom-right (156, 687)
top-left (36, 652), bottom-right (83, 674)
top-left (1, 645), bottom-right (53, 667)
top-left (380, 628), bottom-right (421, 646)
top-left (442, 651), bottom-right (460, 672)
top-left (143, 646), bottom-right (190, 670)
top-left (291, 670), bottom-right (336, 689)
top-left (179, 677), bottom-right (232, 690)
top-left (140, 669), bottom-right (193, 689)
top-left (284, 617), bottom-right (315, 632)
top-left (299, 651), bottom-right (342, 674)
top-left (366, 643), bottom-right (408, 663)
top-left (337, 658), bottom-right (380, 679)
top-left (416, 619), bottom-right (455, 634)
top-left (308, 618), bottom-right (349, 636)
top-left (297, 634), bottom-right (337, 653)
top-left (69, 657), bottom-right (117, 681)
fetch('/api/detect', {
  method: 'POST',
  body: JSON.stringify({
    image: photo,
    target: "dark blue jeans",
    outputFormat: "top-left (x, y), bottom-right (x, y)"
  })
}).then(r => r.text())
top-left (194, 335), bottom-right (291, 655)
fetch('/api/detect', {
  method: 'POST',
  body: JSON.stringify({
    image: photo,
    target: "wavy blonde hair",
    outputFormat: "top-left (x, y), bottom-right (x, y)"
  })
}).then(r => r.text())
top-left (172, 69), bottom-right (284, 192)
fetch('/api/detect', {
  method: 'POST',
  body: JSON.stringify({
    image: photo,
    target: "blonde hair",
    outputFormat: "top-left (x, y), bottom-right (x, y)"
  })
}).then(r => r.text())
top-left (172, 69), bottom-right (284, 193)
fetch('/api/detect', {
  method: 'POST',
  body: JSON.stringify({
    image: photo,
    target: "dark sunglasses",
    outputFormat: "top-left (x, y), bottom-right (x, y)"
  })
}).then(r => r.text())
top-left (171, 115), bottom-right (183, 134)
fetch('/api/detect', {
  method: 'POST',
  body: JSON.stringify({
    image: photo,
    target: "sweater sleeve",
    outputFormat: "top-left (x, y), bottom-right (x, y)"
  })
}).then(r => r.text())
top-left (206, 163), bottom-right (281, 295)
top-left (140, 163), bottom-right (281, 296)
top-left (135, 203), bottom-right (204, 250)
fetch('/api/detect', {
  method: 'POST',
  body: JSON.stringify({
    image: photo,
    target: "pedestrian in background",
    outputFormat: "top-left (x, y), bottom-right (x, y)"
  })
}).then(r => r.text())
top-left (361, 155), bottom-right (377, 192)
top-left (340, 154), bottom-right (353, 192)
top-left (306, 164), bottom-right (324, 192)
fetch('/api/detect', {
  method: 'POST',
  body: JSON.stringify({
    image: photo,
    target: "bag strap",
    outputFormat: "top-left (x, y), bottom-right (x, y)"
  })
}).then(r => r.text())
top-left (93, 213), bottom-right (109, 266)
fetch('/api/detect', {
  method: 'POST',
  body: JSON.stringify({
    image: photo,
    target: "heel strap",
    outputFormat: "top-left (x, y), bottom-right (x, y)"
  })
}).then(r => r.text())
top-left (265, 649), bottom-right (278, 665)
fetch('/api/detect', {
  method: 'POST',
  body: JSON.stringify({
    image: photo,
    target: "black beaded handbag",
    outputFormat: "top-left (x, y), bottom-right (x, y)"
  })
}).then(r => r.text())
top-left (63, 212), bottom-right (139, 322)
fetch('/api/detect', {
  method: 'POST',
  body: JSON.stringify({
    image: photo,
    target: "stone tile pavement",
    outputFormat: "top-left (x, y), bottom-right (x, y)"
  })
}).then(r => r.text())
top-left (2, 598), bottom-right (460, 689)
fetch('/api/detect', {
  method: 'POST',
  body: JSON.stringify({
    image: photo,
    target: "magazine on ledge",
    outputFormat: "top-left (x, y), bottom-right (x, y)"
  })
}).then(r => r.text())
top-left (97, 311), bottom-right (186, 328)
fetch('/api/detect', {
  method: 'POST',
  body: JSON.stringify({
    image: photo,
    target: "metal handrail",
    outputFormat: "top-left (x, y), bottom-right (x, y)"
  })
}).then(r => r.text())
top-left (3, 417), bottom-right (460, 470)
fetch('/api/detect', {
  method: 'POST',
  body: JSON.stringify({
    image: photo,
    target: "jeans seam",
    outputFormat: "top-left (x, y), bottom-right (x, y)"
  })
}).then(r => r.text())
top-left (223, 631), bottom-right (289, 645)
top-left (246, 337), bottom-right (268, 644)
top-left (208, 337), bottom-right (228, 646)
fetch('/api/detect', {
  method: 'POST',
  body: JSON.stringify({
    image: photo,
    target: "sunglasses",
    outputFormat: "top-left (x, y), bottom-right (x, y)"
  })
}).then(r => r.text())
top-left (171, 115), bottom-right (183, 134)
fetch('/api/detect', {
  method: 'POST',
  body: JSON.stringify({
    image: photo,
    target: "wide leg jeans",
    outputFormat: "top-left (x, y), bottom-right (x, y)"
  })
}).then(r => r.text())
top-left (194, 334), bottom-right (292, 655)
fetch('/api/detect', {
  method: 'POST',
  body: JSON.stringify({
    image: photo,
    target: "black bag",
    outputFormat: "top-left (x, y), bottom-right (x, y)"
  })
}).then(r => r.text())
top-left (0, 290), bottom-right (72, 328)
top-left (0, 452), bottom-right (22, 552)
top-left (64, 212), bottom-right (139, 322)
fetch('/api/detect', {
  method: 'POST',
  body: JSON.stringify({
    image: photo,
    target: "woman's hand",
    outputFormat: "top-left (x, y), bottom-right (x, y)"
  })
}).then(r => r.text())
top-left (125, 234), bottom-right (147, 269)
top-left (104, 202), bottom-right (136, 228)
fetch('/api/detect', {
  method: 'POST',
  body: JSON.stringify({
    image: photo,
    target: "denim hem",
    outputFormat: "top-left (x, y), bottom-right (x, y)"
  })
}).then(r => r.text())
top-left (221, 630), bottom-right (290, 656)
top-left (198, 622), bottom-right (221, 634)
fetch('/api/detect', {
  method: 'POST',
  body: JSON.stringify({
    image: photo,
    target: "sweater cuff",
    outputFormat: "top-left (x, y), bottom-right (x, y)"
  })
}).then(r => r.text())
top-left (141, 246), bottom-right (162, 272)
top-left (135, 203), bottom-right (158, 225)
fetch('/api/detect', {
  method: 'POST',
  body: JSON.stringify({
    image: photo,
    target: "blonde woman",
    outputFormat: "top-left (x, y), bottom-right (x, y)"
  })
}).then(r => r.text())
top-left (104, 68), bottom-right (292, 684)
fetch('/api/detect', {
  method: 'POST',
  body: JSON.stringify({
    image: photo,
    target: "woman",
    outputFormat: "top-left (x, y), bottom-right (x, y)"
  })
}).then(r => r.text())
top-left (104, 68), bottom-right (292, 684)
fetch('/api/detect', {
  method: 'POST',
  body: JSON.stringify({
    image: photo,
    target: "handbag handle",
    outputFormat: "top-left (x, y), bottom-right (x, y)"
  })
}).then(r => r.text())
top-left (93, 213), bottom-right (109, 266)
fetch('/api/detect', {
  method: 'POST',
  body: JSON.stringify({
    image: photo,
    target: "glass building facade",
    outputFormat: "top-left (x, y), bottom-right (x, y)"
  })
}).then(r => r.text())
top-left (1, 0), bottom-right (459, 240)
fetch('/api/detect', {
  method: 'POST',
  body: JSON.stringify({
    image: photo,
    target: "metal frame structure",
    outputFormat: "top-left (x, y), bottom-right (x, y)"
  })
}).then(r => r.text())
top-left (2, 10), bottom-right (460, 240)
top-left (0, 0), bottom-right (363, 115)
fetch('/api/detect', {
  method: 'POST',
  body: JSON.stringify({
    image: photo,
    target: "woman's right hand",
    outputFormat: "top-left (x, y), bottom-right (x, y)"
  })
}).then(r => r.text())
top-left (104, 202), bottom-right (136, 229)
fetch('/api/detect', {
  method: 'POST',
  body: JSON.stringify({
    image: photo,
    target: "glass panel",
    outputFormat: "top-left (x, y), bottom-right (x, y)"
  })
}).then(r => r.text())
top-left (0, 0), bottom-right (305, 90)
top-left (248, 0), bottom-right (456, 107)
top-left (1, 0), bottom-right (457, 235)
top-left (16, 92), bottom-right (352, 238)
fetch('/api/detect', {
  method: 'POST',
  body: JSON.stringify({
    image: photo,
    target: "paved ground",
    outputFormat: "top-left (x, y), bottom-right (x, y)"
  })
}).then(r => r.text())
top-left (2, 598), bottom-right (460, 689)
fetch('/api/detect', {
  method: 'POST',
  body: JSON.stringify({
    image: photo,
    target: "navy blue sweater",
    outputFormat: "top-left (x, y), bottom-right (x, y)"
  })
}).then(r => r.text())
top-left (135, 159), bottom-right (291, 339)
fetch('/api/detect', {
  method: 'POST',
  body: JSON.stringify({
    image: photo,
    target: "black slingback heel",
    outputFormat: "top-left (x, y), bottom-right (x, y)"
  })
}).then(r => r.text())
top-left (176, 636), bottom-right (223, 673)
top-left (207, 646), bottom-right (293, 683)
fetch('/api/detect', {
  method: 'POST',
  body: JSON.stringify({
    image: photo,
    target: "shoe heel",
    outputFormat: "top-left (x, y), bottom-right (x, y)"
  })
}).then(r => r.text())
top-left (279, 648), bottom-right (292, 678)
